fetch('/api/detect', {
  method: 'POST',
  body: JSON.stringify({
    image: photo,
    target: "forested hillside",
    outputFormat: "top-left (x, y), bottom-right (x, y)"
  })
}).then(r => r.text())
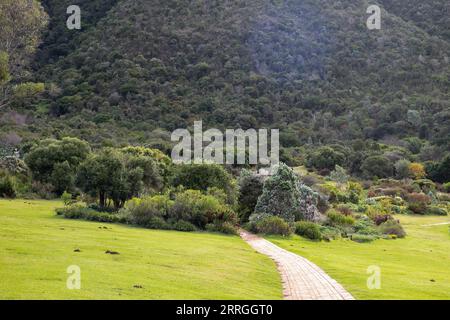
top-left (1, 0), bottom-right (449, 159)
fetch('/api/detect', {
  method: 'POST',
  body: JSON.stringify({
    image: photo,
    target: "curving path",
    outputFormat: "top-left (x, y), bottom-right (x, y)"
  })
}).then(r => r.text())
top-left (240, 230), bottom-right (354, 300)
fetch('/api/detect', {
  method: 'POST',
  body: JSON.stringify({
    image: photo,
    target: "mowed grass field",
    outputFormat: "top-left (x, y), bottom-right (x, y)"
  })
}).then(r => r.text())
top-left (268, 215), bottom-right (450, 300)
top-left (0, 199), bottom-right (282, 300)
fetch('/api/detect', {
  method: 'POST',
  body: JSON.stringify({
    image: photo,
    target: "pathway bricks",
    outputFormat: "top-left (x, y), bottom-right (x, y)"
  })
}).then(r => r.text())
top-left (240, 230), bottom-right (354, 300)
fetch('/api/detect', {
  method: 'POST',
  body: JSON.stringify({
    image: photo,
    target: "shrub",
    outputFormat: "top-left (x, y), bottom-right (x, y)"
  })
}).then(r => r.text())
top-left (61, 191), bottom-right (73, 206)
top-left (252, 163), bottom-right (321, 223)
top-left (336, 204), bottom-right (353, 216)
top-left (145, 217), bottom-right (171, 230)
top-left (57, 204), bottom-right (120, 223)
top-left (124, 195), bottom-right (173, 226)
top-left (0, 174), bottom-right (16, 198)
top-left (205, 222), bottom-right (238, 235)
top-left (409, 163), bottom-right (426, 180)
top-left (351, 234), bottom-right (377, 243)
top-left (169, 190), bottom-right (237, 228)
top-left (307, 146), bottom-right (346, 171)
top-left (237, 170), bottom-right (264, 223)
top-left (294, 221), bottom-right (322, 240)
top-left (254, 216), bottom-right (292, 236)
top-left (378, 220), bottom-right (406, 238)
top-left (407, 193), bottom-right (431, 214)
top-left (173, 220), bottom-right (197, 232)
top-left (425, 206), bottom-right (448, 216)
top-left (326, 209), bottom-right (355, 226)
top-left (319, 226), bottom-right (342, 241)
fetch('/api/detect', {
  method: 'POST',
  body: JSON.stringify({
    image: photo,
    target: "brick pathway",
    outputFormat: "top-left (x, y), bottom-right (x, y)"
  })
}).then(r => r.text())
top-left (240, 230), bottom-right (354, 300)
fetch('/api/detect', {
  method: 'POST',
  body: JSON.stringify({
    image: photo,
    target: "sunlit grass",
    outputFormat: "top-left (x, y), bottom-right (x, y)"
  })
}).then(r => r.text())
top-left (267, 215), bottom-right (450, 300)
top-left (0, 199), bottom-right (282, 300)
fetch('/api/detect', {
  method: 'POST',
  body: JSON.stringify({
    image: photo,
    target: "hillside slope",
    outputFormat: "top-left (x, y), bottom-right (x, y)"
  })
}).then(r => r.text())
top-left (2, 0), bottom-right (449, 151)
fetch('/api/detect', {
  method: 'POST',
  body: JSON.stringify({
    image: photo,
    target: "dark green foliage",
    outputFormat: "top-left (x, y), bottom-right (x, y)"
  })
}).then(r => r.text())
top-left (361, 156), bottom-right (394, 179)
top-left (426, 154), bottom-right (450, 183)
top-left (76, 148), bottom-right (163, 208)
top-left (0, 174), bottom-right (16, 198)
top-left (50, 161), bottom-right (74, 194)
top-left (407, 193), bottom-right (431, 214)
top-left (252, 163), bottom-right (321, 223)
top-left (25, 137), bottom-right (90, 194)
top-left (294, 221), bottom-right (322, 240)
top-left (253, 216), bottom-right (292, 236)
top-left (307, 147), bottom-right (346, 172)
top-left (237, 170), bottom-right (264, 223)
top-left (171, 164), bottom-right (236, 205)
top-left (172, 220), bottom-right (197, 232)
top-left (1, 0), bottom-right (447, 155)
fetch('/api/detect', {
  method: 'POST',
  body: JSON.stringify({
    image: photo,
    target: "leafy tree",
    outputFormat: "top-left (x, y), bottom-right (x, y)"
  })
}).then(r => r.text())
top-left (50, 161), bottom-right (75, 195)
top-left (252, 163), bottom-right (321, 223)
top-left (25, 137), bottom-right (91, 185)
top-left (0, 0), bottom-right (48, 75)
top-left (307, 147), bottom-right (346, 172)
top-left (77, 149), bottom-right (163, 208)
top-left (361, 155), bottom-right (393, 179)
top-left (426, 154), bottom-right (450, 183)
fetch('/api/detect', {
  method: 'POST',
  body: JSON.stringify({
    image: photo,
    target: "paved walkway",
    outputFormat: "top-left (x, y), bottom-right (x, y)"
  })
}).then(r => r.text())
top-left (240, 230), bottom-right (354, 300)
top-left (421, 222), bottom-right (450, 227)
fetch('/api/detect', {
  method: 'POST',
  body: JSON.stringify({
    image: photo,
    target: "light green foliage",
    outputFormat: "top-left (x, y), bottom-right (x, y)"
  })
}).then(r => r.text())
top-left (25, 137), bottom-right (91, 183)
top-left (329, 165), bottom-right (349, 186)
top-left (60, 191), bottom-right (73, 206)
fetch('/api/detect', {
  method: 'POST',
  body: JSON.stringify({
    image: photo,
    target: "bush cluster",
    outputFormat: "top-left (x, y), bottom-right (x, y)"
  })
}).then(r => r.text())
top-left (294, 221), bottom-right (322, 240)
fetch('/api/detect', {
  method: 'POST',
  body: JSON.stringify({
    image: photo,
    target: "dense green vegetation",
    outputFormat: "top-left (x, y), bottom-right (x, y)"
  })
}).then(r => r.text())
top-left (0, 0), bottom-right (449, 300)
top-left (0, 0), bottom-right (449, 156)
top-left (0, 199), bottom-right (282, 299)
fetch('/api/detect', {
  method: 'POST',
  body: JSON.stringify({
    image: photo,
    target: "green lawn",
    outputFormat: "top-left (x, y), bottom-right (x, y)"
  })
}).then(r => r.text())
top-left (267, 215), bottom-right (450, 300)
top-left (0, 199), bottom-right (282, 300)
